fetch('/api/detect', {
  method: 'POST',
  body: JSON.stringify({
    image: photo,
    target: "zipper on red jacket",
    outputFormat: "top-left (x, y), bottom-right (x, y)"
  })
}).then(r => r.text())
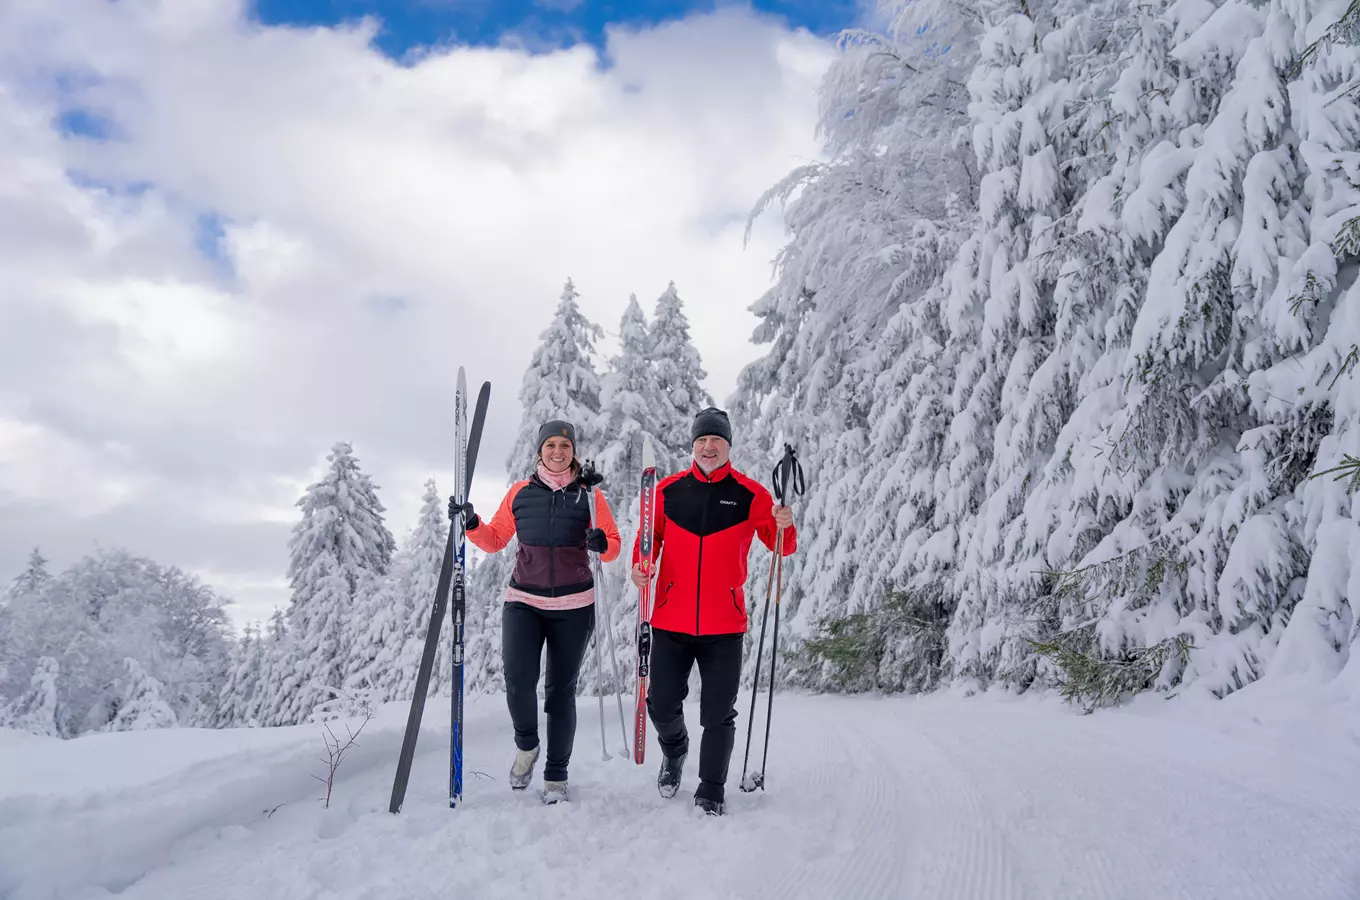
top-left (695, 476), bottom-right (709, 635)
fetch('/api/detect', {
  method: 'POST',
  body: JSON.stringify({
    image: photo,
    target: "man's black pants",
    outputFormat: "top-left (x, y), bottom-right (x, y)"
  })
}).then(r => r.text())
top-left (645, 627), bottom-right (743, 803)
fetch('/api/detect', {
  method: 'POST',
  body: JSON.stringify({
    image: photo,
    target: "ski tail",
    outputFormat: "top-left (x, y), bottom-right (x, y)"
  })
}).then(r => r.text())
top-left (389, 514), bottom-right (457, 813)
top-left (634, 437), bottom-right (658, 765)
top-left (451, 379), bottom-right (491, 808)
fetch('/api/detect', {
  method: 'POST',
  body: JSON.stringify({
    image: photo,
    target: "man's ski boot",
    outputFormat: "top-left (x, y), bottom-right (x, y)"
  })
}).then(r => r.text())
top-left (541, 780), bottom-right (570, 804)
top-left (657, 751), bottom-right (686, 799)
top-left (509, 745), bottom-right (540, 790)
top-left (694, 795), bottom-right (724, 817)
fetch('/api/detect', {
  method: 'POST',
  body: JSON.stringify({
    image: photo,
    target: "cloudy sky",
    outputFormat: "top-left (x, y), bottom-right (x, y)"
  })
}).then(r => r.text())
top-left (0, 0), bottom-right (862, 629)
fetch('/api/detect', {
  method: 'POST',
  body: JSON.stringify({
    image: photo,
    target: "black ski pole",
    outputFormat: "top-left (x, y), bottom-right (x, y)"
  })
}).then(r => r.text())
top-left (739, 549), bottom-right (778, 792)
top-left (755, 444), bottom-right (804, 791)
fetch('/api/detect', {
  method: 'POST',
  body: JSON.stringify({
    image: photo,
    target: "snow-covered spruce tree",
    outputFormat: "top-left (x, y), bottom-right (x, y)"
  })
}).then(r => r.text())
top-left (340, 478), bottom-right (447, 703)
top-left (270, 441), bottom-right (396, 725)
top-left (105, 657), bottom-right (179, 732)
top-left (598, 294), bottom-right (668, 499)
top-left (648, 282), bottom-right (713, 469)
top-left (1070, 0), bottom-right (1356, 700)
top-left (931, 0), bottom-right (1189, 694)
top-left (7, 548), bottom-right (51, 600)
top-left (216, 622), bottom-right (268, 727)
top-left (996, 0), bottom-right (1196, 696)
top-left (1, 657), bottom-right (61, 737)
top-left (581, 294), bottom-right (667, 694)
top-left (1222, 0), bottom-right (1360, 689)
top-left (732, 0), bottom-right (981, 689)
top-left (466, 278), bottom-right (605, 693)
top-left (343, 570), bottom-right (404, 699)
top-left (931, 4), bottom-right (1096, 690)
top-left (240, 610), bottom-right (288, 727)
top-left (0, 548), bottom-right (52, 706)
top-left (505, 278), bottom-right (604, 469)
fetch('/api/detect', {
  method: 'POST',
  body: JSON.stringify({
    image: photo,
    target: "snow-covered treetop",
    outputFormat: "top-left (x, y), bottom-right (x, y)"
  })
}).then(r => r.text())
top-left (287, 441), bottom-right (396, 600)
top-left (507, 278), bottom-right (605, 473)
top-left (649, 282), bottom-right (713, 465)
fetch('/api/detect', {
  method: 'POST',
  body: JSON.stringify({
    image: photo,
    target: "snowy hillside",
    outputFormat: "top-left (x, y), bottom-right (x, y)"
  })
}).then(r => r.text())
top-left (2, 682), bottom-right (1357, 900)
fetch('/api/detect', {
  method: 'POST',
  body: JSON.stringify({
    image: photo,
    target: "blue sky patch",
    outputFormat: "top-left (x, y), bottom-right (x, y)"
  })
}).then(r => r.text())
top-left (194, 211), bottom-right (237, 281)
top-left (363, 294), bottom-right (412, 317)
top-left (57, 108), bottom-right (117, 140)
top-left (66, 171), bottom-right (155, 197)
top-left (249, 0), bottom-right (864, 60)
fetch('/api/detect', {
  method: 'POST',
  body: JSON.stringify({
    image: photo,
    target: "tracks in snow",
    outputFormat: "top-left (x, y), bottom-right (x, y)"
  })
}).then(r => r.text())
top-left (752, 696), bottom-right (1031, 900)
top-left (6, 692), bottom-right (1357, 900)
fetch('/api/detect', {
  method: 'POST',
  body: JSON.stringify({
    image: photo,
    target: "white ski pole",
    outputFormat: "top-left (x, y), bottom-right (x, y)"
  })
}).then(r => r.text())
top-left (586, 477), bottom-right (630, 759)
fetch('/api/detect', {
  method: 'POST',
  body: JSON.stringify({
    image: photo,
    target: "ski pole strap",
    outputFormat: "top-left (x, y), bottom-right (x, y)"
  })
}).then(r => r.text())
top-left (772, 443), bottom-right (805, 505)
top-left (578, 459), bottom-right (605, 489)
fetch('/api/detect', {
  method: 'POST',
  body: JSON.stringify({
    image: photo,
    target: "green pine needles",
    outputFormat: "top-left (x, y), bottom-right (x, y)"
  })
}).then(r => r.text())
top-left (1028, 630), bottom-right (1194, 714)
top-left (796, 587), bottom-right (950, 693)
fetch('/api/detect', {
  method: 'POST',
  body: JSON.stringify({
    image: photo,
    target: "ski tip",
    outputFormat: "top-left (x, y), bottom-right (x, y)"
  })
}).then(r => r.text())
top-left (642, 434), bottom-right (656, 470)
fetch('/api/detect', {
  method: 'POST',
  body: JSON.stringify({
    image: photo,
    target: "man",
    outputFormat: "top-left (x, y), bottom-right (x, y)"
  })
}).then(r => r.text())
top-left (630, 407), bottom-right (796, 816)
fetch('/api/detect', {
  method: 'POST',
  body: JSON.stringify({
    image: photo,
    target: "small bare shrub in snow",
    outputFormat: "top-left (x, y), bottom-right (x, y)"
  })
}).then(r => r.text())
top-left (310, 686), bottom-right (374, 809)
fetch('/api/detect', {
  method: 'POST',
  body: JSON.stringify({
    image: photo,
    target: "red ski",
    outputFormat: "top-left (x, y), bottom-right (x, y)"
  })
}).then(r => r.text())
top-left (634, 437), bottom-right (659, 765)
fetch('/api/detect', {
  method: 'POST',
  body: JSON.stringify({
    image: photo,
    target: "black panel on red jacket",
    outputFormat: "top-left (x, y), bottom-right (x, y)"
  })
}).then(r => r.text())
top-left (661, 473), bottom-right (754, 537)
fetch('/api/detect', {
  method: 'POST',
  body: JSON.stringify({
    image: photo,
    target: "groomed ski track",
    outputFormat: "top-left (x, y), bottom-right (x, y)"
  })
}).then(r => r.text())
top-left (2, 690), bottom-right (1356, 900)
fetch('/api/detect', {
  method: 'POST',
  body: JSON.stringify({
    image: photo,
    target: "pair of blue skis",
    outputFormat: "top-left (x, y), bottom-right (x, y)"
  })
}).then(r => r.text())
top-left (389, 367), bottom-right (490, 814)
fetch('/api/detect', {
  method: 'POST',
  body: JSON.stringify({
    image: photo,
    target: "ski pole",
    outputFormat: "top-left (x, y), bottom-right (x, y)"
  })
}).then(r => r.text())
top-left (580, 465), bottom-right (609, 760)
top-left (739, 545), bottom-right (779, 791)
top-left (596, 554), bottom-right (631, 758)
top-left (595, 554), bottom-right (631, 758)
top-left (584, 465), bottom-right (631, 759)
top-left (742, 443), bottom-right (803, 792)
top-left (758, 537), bottom-right (785, 788)
top-left (592, 590), bottom-right (608, 760)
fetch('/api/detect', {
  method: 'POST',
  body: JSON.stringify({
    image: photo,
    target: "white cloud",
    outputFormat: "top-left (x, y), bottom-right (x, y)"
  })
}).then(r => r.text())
top-left (0, 0), bottom-right (833, 629)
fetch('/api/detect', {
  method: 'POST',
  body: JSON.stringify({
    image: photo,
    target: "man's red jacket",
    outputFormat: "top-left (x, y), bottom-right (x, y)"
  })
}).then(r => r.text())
top-left (631, 460), bottom-right (797, 635)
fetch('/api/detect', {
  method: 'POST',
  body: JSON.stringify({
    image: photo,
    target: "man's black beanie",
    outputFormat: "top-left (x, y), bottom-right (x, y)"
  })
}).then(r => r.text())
top-left (691, 407), bottom-right (733, 445)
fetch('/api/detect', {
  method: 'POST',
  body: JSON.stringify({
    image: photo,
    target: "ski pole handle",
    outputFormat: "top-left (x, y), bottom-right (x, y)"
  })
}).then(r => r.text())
top-left (771, 443), bottom-right (805, 506)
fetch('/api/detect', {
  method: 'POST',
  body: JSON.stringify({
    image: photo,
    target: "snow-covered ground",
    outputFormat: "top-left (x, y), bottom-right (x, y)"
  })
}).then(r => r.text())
top-left (2, 682), bottom-right (1358, 900)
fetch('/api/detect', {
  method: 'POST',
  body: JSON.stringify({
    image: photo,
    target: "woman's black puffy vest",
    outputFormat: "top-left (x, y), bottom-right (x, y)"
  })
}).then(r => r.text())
top-left (509, 474), bottom-right (594, 598)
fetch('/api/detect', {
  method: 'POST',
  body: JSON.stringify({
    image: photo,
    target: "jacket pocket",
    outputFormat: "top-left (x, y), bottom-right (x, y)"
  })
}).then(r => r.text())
top-left (655, 582), bottom-right (674, 611)
top-left (730, 587), bottom-right (742, 616)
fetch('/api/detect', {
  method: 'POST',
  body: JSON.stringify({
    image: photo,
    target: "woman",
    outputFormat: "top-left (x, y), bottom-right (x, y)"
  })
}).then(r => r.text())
top-left (449, 418), bottom-right (621, 803)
